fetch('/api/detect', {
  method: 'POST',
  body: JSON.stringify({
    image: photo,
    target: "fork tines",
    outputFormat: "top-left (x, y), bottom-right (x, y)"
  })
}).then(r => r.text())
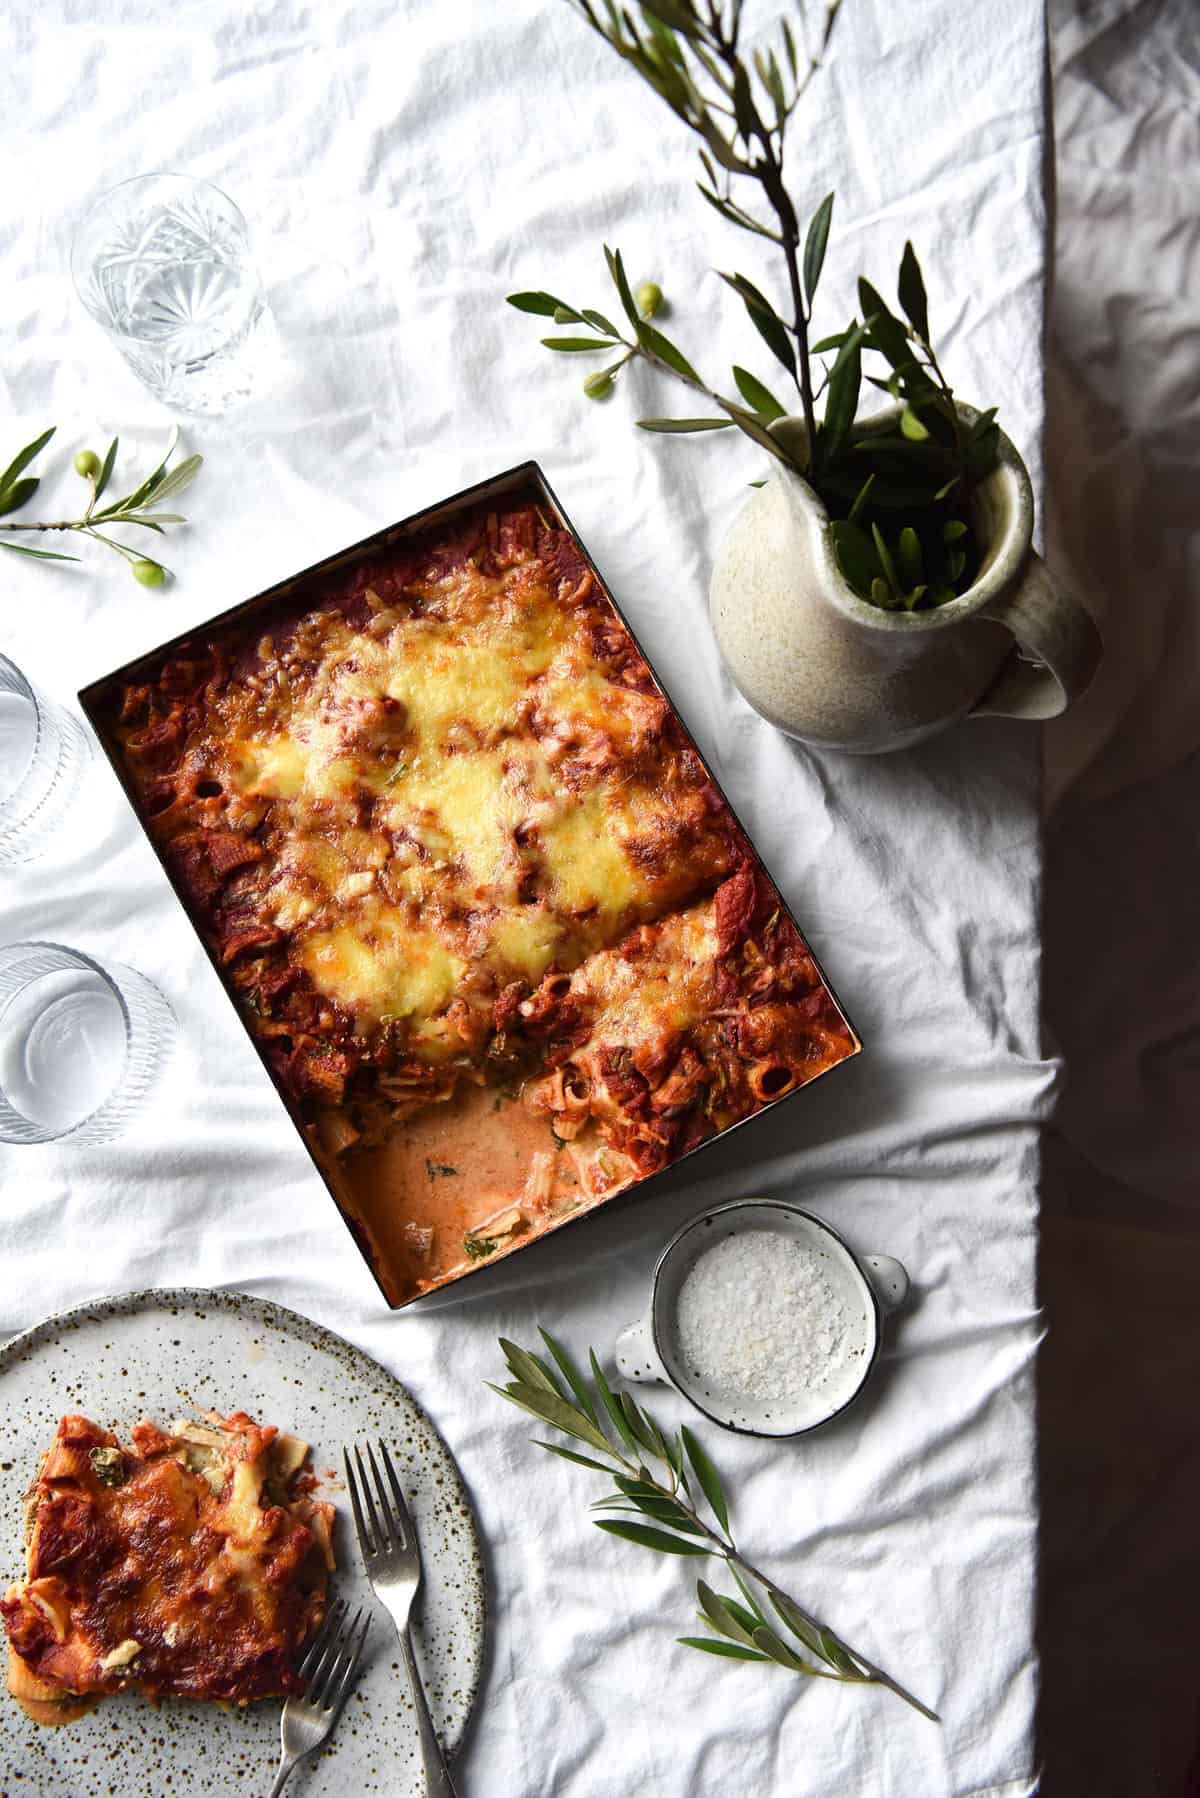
top-left (344, 1438), bottom-right (414, 1559)
top-left (297, 1598), bottom-right (369, 1711)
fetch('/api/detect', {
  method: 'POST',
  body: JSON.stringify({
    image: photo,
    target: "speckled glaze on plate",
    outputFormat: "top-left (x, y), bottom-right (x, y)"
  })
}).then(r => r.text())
top-left (0, 1288), bottom-right (486, 1797)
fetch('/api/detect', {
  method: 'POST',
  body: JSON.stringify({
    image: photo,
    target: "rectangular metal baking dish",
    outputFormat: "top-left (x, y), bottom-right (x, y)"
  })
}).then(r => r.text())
top-left (79, 460), bottom-right (861, 1308)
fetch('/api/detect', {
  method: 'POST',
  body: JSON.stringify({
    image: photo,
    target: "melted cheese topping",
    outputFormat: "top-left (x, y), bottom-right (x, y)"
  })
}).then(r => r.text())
top-left (299, 918), bottom-right (466, 1025)
top-left (540, 787), bottom-right (647, 919)
top-left (382, 750), bottom-right (528, 895)
top-left (491, 906), bottom-right (564, 981)
top-left (570, 901), bottom-right (720, 1052)
top-left (203, 568), bottom-right (726, 1041)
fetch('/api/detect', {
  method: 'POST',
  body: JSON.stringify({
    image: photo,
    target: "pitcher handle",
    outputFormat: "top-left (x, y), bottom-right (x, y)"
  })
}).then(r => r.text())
top-left (970, 550), bottom-right (1102, 721)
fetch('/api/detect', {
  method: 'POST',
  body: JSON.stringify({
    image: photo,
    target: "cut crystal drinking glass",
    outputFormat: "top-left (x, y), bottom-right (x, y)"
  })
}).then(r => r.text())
top-left (71, 173), bottom-right (277, 415)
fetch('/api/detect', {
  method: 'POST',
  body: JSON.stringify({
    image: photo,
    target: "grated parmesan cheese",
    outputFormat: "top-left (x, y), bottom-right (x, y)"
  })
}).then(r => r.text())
top-left (673, 1230), bottom-right (854, 1406)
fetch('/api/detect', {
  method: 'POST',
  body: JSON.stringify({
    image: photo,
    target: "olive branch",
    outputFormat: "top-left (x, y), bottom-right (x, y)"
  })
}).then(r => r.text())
top-left (507, 0), bottom-right (1004, 612)
top-left (490, 1331), bottom-right (938, 1720)
top-left (0, 426), bottom-right (202, 585)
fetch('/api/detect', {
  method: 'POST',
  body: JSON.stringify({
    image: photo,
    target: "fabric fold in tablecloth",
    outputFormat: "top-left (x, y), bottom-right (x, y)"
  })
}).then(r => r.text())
top-left (1, 2), bottom-right (1051, 1792)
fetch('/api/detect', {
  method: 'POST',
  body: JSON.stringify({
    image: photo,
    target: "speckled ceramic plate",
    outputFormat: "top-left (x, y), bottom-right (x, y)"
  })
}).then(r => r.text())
top-left (0, 1288), bottom-right (486, 1797)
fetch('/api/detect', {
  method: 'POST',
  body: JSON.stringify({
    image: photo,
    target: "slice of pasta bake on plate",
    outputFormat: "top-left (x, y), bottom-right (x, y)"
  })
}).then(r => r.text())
top-left (1, 1411), bottom-right (333, 1724)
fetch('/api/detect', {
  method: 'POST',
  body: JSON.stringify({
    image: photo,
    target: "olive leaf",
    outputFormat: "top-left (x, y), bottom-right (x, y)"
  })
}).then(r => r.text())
top-left (847, 473), bottom-right (875, 522)
top-left (732, 365), bottom-right (785, 421)
top-left (485, 1380), bottom-right (615, 1458)
top-left (718, 271), bottom-right (796, 379)
top-left (828, 520), bottom-right (879, 597)
top-left (608, 1494), bottom-right (710, 1535)
top-left (637, 417), bottom-right (733, 433)
top-left (696, 183), bottom-right (782, 242)
top-left (93, 437), bottom-right (119, 506)
top-left (871, 522), bottom-right (902, 595)
top-left (896, 526), bottom-right (923, 589)
top-left (678, 1636), bottom-right (770, 1661)
top-left (697, 1579), bottom-right (759, 1648)
top-left (130, 454), bottom-right (202, 507)
top-left (817, 334), bottom-right (862, 469)
top-left (752, 1625), bottom-right (816, 1671)
top-left (0, 542), bottom-right (82, 562)
top-left (681, 1425), bottom-right (729, 1533)
top-left (595, 1519), bottom-right (711, 1556)
top-left (0, 477), bottom-right (39, 519)
top-left (604, 243), bottom-right (642, 330)
top-left (0, 425), bottom-right (55, 499)
top-left (781, 17), bottom-right (798, 79)
top-left (500, 1338), bottom-right (563, 1395)
top-left (858, 278), bottom-right (921, 379)
top-left (619, 1392), bottom-right (674, 1466)
top-left (589, 1348), bottom-right (641, 1456)
top-left (640, 0), bottom-right (703, 39)
top-left (539, 1328), bottom-right (600, 1425)
top-left (507, 290), bottom-right (569, 315)
top-left (803, 192), bottom-right (835, 310)
top-left (541, 336), bottom-right (620, 353)
top-left (532, 1440), bottom-right (614, 1474)
top-left (769, 1588), bottom-right (832, 1661)
top-left (897, 240), bottom-right (930, 343)
top-left (715, 399), bottom-right (791, 462)
top-left (818, 1629), bottom-right (861, 1677)
top-left (634, 320), bottom-right (702, 384)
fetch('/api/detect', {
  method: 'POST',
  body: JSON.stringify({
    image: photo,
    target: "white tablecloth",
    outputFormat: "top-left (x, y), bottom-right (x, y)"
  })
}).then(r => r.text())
top-left (1, 3), bottom-right (1050, 1793)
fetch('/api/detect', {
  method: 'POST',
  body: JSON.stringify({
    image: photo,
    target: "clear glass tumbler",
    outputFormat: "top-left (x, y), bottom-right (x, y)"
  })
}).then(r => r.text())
top-left (0, 654), bottom-right (94, 866)
top-left (70, 172), bottom-right (277, 415)
top-left (0, 942), bottom-right (176, 1145)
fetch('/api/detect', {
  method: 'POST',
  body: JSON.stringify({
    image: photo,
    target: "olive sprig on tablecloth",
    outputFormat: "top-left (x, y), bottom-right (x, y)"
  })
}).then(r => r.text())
top-left (490, 1331), bottom-right (938, 1719)
top-left (0, 425), bottom-right (202, 585)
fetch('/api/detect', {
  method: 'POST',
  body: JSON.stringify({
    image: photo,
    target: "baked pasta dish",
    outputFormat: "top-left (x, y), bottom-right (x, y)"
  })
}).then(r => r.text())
top-left (100, 494), bottom-right (858, 1301)
top-left (1, 1411), bottom-right (333, 1724)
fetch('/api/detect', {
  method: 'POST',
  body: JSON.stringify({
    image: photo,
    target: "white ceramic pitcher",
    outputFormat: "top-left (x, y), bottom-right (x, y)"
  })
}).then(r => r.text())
top-left (709, 407), bottom-right (1102, 754)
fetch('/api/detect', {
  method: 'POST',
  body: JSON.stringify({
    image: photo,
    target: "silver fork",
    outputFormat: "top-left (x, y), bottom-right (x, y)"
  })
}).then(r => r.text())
top-left (344, 1440), bottom-right (461, 1797)
top-left (266, 1599), bottom-right (370, 1798)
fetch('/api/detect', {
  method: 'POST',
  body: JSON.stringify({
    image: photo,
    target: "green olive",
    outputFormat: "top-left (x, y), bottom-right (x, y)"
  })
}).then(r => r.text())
top-left (583, 371), bottom-right (614, 401)
top-left (74, 449), bottom-right (101, 479)
top-left (132, 559), bottom-right (166, 587)
top-left (635, 281), bottom-right (663, 319)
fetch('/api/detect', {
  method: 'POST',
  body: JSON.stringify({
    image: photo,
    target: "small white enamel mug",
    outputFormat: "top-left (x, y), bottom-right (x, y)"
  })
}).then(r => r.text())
top-left (615, 1199), bottom-right (909, 1438)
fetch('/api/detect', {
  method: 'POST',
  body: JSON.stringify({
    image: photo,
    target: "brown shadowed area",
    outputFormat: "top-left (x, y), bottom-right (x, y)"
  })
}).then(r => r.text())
top-left (1038, 3), bottom-right (1200, 1791)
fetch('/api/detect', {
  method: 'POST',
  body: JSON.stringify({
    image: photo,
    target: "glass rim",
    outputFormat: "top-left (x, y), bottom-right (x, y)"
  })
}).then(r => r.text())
top-left (70, 170), bottom-right (252, 312)
top-left (0, 940), bottom-right (133, 1144)
top-left (0, 654), bottom-right (49, 835)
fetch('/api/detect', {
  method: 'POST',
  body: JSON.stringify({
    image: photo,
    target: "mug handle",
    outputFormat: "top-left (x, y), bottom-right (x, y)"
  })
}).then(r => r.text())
top-left (862, 1255), bottom-right (909, 1314)
top-left (615, 1313), bottom-right (667, 1386)
top-left (970, 550), bottom-right (1102, 721)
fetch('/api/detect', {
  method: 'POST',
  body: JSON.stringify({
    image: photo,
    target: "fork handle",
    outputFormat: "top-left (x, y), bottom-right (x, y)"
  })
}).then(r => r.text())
top-left (266, 1754), bottom-right (299, 1798)
top-left (398, 1623), bottom-right (461, 1797)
